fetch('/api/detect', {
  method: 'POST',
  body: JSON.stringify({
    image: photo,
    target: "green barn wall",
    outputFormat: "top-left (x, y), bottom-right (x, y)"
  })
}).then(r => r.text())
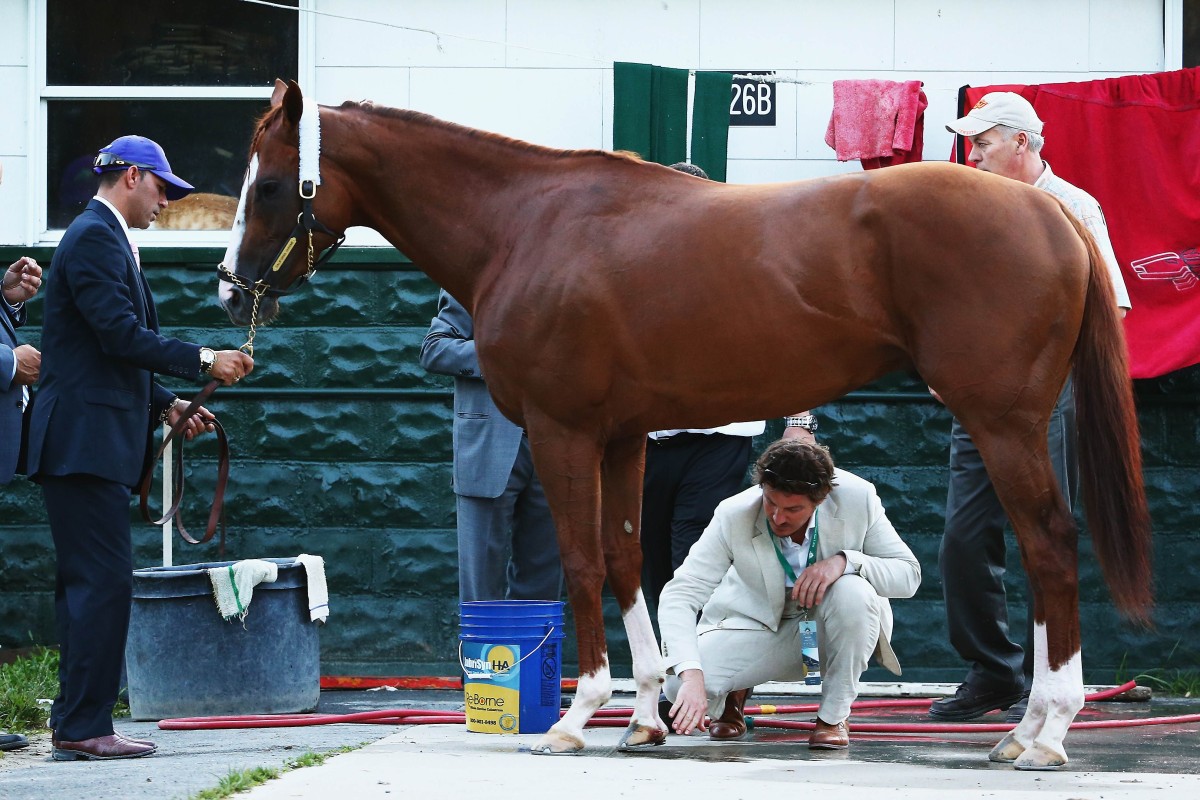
top-left (1, 245), bottom-right (1197, 684)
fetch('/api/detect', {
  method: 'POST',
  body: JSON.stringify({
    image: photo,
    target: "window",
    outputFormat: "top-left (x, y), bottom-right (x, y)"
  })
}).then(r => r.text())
top-left (42, 0), bottom-right (299, 231)
top-left (1186, 0), bottom-right (1200, 68)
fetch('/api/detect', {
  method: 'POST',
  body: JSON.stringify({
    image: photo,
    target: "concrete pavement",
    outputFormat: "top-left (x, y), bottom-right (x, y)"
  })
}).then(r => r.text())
top-left (3, 686), bottom-right (1199, 800)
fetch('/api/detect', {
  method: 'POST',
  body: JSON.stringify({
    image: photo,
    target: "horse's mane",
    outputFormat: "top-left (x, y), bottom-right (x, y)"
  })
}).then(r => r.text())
top-left (250, 103), bottom-right (286, 157)
top-left (343, 100), bottom-right (643, 165)
top-left (248, 97), bottom-right (644, 168)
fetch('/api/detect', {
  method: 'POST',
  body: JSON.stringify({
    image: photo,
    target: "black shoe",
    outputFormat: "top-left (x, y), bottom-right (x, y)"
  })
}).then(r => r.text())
top-left (1005, 691), bottom-right (1031, 723)
top-left (929, 682), bottom-right (1024, 721)
top-left (0, 732), bottom-right (29, 752)
top-left (657, 692), bottom-right (675, 733)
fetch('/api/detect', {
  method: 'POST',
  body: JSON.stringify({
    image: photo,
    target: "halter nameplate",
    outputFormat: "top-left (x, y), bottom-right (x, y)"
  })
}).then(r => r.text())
top-left (270, 237), bottom-right (298, 272)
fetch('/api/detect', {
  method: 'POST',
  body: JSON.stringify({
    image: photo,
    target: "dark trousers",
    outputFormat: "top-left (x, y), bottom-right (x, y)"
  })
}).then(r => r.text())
top-left (641, 432), bottom-right (753, 618)
top-left (455, 435), bottom-right (562, 602)
top-left (42, 474), bottom-right (134, 742)
top-left (939, 376), bottom-right (1077, 690)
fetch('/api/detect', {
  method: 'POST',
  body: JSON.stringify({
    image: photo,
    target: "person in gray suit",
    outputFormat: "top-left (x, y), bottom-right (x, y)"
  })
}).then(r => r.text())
top-left (1, 254), bottom-right (41, 486)
top-left (1, 157), bottom-right (42, 753)
top-left (420, 290), bottom-right (561, 602)
top-left (658, 439), bottom-right (920, 750)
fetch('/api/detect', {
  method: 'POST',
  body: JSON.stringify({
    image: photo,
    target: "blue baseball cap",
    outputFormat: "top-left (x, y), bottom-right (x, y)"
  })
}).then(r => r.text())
top-left (92, 135), bottom-right (194, 201)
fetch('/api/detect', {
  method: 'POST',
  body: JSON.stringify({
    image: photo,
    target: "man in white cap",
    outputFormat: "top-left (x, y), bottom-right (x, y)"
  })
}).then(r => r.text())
top-left (27, 135), bottom-right (253, 761)
top-left (931, 92), bottom-right (1131, 723)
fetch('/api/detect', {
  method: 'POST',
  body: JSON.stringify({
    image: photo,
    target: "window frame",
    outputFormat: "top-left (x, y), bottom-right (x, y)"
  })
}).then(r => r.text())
top-left (31, 0), bottom-right (315, 246)
top-left (1166, 0), bottom-right (1184, 69)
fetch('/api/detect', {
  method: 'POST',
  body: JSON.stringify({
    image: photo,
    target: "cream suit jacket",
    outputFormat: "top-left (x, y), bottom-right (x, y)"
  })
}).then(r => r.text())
top-left (658, 469), bottom-right (921, 676)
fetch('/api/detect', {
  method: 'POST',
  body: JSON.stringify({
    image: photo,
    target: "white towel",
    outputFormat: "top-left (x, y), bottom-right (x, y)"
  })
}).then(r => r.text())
top-left (296, 553), bottom-right (330, 623)
top-left (208, 559), bottom-right (279, 621)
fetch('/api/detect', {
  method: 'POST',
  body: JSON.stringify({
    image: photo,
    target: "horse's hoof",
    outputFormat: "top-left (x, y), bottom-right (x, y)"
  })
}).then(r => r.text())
top-left (988, 733), bottom-right (1025, 763)
top-left (529, 729), bottom-right (585, 755)
top-left (1013, 742), bottom-right (1067, 771)
top-left (617, 722), bottom-right (667, 752)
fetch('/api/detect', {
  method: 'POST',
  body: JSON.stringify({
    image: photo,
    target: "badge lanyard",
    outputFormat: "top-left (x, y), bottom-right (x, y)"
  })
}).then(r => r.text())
top-left (768, 510), bottom-right (821, 660)
top-left (768, 513), bottom-right (816, 582)
top-left (768, 510), bottom-right (819, 586)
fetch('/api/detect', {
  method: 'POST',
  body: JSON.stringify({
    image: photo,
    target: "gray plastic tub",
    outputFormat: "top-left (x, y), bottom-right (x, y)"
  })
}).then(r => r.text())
top-left (125, 557), bottom-right (320, 721)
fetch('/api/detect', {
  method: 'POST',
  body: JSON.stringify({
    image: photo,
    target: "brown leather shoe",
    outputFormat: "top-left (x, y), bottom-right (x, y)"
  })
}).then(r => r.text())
top-left (808, 717), bottom-right (850, 750)
top-left (52, 731), bottom-right (156, 749)
top-left (709, 688), bottom-right (752, 740)
top-left (52, 734), bottom-right (157, 761)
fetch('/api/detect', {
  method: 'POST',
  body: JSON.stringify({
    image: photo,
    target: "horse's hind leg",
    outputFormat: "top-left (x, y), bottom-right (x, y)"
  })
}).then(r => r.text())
top-left (522, 418), bottom-right (608, 755)
top-left (967, 427), bottom-right (1084, 769)
top-left (599, 435), bottom-right (667, 751)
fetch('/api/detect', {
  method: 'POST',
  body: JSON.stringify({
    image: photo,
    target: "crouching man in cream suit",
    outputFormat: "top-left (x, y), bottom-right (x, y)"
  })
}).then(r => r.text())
top-left (658, 439), bottom-right (920, 750)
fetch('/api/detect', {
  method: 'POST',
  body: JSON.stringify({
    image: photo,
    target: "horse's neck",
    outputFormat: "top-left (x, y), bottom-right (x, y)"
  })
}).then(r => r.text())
top-left (331, 107), bottom-right (551, 307)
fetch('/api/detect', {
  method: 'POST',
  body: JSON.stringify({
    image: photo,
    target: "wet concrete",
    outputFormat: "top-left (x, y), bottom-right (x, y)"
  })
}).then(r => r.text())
top-left (1, 687), bottom-right (1198, 799)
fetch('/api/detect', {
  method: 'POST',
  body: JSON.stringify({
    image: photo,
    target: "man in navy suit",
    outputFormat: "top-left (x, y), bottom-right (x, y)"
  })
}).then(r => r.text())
top-left (27, 135), bottom-right (253, 761)
top-left (0, 158), bottom-right (44, 753)
top-left (420, 290), bottom-right (561, 602)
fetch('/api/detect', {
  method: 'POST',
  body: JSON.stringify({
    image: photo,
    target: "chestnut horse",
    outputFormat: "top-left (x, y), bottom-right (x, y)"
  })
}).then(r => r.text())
top-left (219, 80), bottom-right (1151, 768)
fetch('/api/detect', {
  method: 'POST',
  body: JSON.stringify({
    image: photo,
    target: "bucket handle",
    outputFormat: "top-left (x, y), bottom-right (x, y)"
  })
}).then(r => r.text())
top-left (458, 626), bottom-right (557, 680)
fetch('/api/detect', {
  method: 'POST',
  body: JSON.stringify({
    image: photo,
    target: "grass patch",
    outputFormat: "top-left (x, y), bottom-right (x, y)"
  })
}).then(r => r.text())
top-left (187, 745), bottom-right (362, 800)
top-left (191, 766), bottom-right (281, 799)
top-left (1117, 643), bottom-right (1200, 696)
top-left (0, 646), bottom-right (58, 734)
top-left (0, 646), bottom-right (130, 735)
top-left (1131, 670), bottom-right (1200, 697)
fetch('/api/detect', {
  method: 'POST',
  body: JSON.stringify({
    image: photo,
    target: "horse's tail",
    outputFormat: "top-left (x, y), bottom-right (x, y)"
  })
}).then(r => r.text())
top-left (1066, 210), bottom-right (1154, 625)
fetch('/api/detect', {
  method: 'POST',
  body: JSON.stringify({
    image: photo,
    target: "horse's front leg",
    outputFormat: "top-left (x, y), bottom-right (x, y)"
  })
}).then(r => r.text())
top-left (599, 436), bottom-right (667, 751)
top-left (524, 421), bottom-right (609, 755)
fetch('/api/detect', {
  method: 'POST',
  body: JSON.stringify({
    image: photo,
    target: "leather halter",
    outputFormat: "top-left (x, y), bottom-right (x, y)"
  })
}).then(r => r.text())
top-left (217, 97), bottom-right (345, 300)
top-left (216, 180), bottom-right (345, 299)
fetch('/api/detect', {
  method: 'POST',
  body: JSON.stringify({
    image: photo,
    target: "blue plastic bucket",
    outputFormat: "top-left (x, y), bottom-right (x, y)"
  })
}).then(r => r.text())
top-left (459, 600), bottom-right (565, 734)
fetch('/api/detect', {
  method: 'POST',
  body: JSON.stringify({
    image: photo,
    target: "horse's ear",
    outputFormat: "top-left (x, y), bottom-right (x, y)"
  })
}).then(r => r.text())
top-left (269, 79), bottom-right (304, 125)
top-left (284, 82), bottom-right (304, 125)
top-left (270, 79), bottom-right (288, 108)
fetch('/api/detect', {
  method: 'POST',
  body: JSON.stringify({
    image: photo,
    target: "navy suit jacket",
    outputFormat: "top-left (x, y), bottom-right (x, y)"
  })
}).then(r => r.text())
top-left (0, 299), bottom-right (27, 484)
top-left (419, 290), bottom-right (524, 499)
top-left (27, 200), bottom-right (203, 487)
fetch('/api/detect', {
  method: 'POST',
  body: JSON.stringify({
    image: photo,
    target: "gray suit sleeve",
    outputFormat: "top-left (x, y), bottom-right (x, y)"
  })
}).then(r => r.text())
top-left (0, 346), bottom-right (14, 392)
top-left (419, 290), bottom-right (481, 378)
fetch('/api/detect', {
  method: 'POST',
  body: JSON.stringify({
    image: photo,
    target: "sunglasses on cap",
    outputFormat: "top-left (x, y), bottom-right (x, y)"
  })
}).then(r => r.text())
top-left (93, 152), bottom-right (157, 171)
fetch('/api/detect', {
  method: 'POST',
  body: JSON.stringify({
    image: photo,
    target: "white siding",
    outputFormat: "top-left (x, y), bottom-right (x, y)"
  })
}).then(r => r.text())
top-left (0, 0), bottom-right (1172, 245)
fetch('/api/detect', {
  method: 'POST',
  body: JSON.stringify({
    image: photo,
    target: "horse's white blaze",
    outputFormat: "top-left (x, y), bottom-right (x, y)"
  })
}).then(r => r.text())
top-left (218, 153), bottom-right (257, 306)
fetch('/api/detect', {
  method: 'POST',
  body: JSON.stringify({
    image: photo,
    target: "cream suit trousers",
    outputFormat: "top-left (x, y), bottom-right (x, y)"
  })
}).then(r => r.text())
top-left (663, 574), bottom-right (885, 725)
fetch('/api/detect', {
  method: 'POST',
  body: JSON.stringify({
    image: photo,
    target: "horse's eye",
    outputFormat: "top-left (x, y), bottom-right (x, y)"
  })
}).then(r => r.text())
top-left (255, 180), bottom-right (281, 201)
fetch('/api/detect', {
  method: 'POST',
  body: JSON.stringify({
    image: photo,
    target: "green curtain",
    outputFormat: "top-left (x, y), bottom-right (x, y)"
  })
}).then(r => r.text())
top-left (691, 71), bottom-right (733, 183)
top-left (613, 62), bottom-right (688, 167)
top-left (613, 62), bottom-right (731, 181)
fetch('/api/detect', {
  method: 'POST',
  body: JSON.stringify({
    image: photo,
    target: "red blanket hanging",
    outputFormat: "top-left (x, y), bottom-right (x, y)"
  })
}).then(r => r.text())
top-left (954, 69), bottom-right (1200, 379)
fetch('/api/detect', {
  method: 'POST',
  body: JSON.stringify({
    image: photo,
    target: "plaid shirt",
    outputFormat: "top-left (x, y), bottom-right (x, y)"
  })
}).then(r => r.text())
top-left (1035, 161), bottom-right (1131, 309)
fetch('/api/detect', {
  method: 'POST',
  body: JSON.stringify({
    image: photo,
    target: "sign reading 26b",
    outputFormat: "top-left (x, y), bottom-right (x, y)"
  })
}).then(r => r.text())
top-left (730, 72), bottom-right (777, 127)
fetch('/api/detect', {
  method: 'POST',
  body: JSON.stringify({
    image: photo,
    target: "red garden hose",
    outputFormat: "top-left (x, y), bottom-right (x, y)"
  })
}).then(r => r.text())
top-left (158, 680), bottom-right (1200, 734)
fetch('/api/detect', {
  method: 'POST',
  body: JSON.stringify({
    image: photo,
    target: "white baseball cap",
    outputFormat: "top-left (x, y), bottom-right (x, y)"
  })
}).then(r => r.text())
top-left (946, 91), bottom-right (1044, 137)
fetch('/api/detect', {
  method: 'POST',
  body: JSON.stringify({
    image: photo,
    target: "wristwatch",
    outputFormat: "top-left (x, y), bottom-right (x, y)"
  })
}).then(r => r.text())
top-left (199, 347), bottom-right (216, 374)
top-left (784, 413), bottom-right (819, 433)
